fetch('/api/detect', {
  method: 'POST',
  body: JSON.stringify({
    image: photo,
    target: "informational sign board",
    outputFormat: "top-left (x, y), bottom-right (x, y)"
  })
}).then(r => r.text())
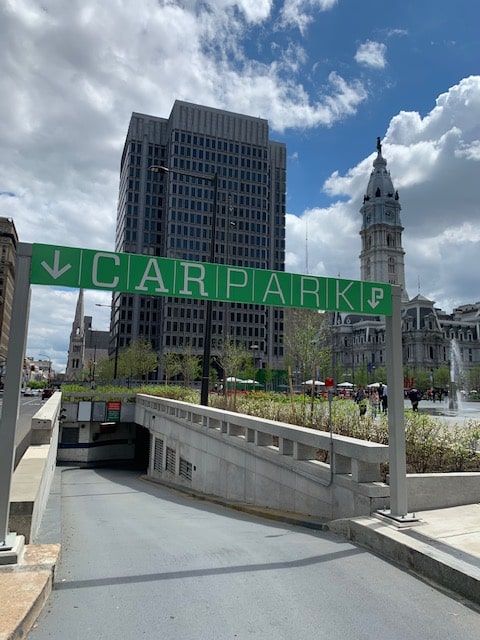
top-left (106, 401), bottom-right (121, 422)
top-left (30, 243), bottom-right (392, 316)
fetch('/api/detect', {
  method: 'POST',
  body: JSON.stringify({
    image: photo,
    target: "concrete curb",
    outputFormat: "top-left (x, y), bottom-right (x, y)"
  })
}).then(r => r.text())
top-left (140, 475), bottom-right (328, 531)
top-left (326, 516), bottom-right (480, 606)
top-left (0, 544), bottom-right (60, 640)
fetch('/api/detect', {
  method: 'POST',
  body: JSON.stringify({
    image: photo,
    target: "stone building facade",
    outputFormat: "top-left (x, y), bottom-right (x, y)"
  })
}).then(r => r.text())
top-left (331, 140), bottom-right (480, 388)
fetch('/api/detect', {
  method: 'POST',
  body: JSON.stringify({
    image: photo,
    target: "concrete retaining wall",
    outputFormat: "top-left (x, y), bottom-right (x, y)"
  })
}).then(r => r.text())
top-left (13, 392), bottom-right (480, 533)
top-left (136, 395), bottom-right (391, 520)
top-left (9, 393), bottom-right (61, 543)
top-left (407, 472), bottom-right (480, 511)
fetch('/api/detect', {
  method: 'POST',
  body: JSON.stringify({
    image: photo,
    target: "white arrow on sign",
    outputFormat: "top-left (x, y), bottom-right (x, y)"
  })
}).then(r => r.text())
top-left (368, 287), bottom-right (384, 309)
top-left (41, 250), bottom-right (72, 280)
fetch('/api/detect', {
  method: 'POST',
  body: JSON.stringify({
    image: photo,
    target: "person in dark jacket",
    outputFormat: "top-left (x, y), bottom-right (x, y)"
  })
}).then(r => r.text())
top-left (408, 388), bottom-right (420, 411)
top-left (355, 385), bottom-right (367, 416)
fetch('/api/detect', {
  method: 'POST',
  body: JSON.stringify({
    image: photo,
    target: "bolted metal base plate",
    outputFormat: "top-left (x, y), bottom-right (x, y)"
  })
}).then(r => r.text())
top-left (376, 509), bottom-right (420, 526)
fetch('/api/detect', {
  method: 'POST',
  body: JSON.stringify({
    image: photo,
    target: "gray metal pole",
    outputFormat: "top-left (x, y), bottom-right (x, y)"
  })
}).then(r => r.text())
top-left (0, 243), bottom-right (32, 546)
top-left (385, 285), bottom-right (408, 517)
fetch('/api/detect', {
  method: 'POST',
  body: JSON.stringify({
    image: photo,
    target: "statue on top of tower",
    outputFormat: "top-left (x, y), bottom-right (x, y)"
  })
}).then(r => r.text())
top-left (376, 136), bottom-right (382, 153)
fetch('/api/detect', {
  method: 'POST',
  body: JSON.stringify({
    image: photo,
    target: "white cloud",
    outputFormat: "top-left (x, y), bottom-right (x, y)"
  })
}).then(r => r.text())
top-left (385, 28), bottom-right (408, 38)
top-left (0, 2), bottom-right (367, 249)
top-left (233, 0), bottom-right (274, 23)
top-left (354, 41), bottom-right (387, 69)
top-left (1, 2), bottom-right (478, 372)
top-left (27, 287), bottom-right (113, 374)
top-left (286, 203), bottom-right (359, 280)
top-left (280, 0), bottom-right (338, 33)
top-left (0, 0), bottom-right (365, 370)
top-left (289, 76), bottom-right (480, 313)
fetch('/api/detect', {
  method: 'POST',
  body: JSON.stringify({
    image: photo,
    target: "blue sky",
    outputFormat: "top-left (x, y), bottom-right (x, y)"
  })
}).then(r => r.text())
top-left (1, 0), bottom-right (479, 372)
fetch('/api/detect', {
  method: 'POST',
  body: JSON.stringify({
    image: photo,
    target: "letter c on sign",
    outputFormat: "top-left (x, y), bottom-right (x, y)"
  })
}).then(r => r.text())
top-left (92, 253), bottom-right (120, 288)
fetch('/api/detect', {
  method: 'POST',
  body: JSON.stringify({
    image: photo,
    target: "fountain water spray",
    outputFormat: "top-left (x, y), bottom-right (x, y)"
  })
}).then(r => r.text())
top-left (449, 339), bottom-right (463, 411)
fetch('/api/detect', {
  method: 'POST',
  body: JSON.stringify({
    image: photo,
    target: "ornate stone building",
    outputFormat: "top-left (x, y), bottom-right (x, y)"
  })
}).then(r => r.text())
top-left (331, 139), bottom-right (480, 387)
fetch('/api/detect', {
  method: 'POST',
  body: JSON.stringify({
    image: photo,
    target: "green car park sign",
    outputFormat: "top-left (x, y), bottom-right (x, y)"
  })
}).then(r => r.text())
top-left (30, 243), bottom-right (392, 316)
top-left (2, 241), bottom-right (409, 555)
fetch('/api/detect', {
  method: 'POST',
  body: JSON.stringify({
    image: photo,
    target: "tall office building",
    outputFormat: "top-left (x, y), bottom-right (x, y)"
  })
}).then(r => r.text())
top-left (112, 101), bottom-right (287, 378)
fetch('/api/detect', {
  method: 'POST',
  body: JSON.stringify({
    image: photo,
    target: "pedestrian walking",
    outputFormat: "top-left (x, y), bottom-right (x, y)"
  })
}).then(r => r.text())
top-left (379, 383), bottom-right (388, 413)
top-left (355, 385), bottom-right (367, 417)
top-left (370, 388), bottom-right (380, 418)
top-left (408, 388), bottom-right (421, 411)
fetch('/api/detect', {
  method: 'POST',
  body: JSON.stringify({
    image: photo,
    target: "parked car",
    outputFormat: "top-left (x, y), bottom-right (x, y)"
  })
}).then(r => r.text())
top-left (41, 388), bottom-right (55, 400)
top-left (23, 387), bottom-right (40, 397)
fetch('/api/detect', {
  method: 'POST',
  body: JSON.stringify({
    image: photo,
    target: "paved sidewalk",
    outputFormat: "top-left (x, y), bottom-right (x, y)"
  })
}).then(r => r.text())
top-left (1, 494), bottom-right (480, 638)
top-left (326, 503), bottom-right (480, 607)
top-left (0, 544), bottom-right (60, 640)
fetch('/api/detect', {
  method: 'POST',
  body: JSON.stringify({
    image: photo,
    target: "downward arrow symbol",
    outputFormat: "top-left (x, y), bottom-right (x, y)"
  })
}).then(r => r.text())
top-left (41, 250), bottom-right (72, 280)
top-left (368, 287), bottom-right (384, 309)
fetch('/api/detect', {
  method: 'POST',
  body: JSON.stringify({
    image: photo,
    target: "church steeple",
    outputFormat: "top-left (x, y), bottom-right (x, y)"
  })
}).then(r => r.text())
top-left (65, 289), bottom-right (86, 380)
top-left (359, 138), bottom-right (409, 301)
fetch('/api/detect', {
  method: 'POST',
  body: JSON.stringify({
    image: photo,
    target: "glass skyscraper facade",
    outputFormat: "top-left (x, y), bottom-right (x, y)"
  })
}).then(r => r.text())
top-left (113, 101), bottom-right (286, 378)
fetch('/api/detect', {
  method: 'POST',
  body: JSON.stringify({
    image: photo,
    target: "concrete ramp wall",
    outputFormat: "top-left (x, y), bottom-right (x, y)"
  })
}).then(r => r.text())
top-left (9, 393), bottom-right (61, 543)
top-left (136, 395), bottom-right (391, 520)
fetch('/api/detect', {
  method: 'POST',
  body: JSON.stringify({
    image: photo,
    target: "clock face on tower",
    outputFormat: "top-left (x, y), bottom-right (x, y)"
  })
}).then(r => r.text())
top-left (385, 208), bottom-right (393, 219)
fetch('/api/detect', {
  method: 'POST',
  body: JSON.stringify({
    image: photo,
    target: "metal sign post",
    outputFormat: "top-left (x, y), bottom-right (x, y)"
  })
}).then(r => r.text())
top-left (384, 285), bottom-right (412, 519)
top-left (0, 243), bottom-right (32, 554)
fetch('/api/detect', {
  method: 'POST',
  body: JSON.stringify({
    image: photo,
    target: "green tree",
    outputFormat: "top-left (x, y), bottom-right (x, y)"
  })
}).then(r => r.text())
top-left (433, 365), bottom-right (450, 390)
top-left (283, 309), bottom-right (331, 413)
top-left (216, 340), bottom-right (250, 409)
top-left (468, 366), bottom-right (480, 391)
top-left (371, 365), bottom-right (386, 385)
top-left (262, 364), bottom-right (274, 391)
top-left (161, 352), bottom-right (181, 385)
top-left (94, 356), bottom-right (115, 382)
top-left (178, 346), bottom-right (201, 387)
top-left (284, 309), bottom-right (331, 386)
top-left (118, 338), bottom-right (158, 382)
top-left (355, 362), bottom-right (369, 388)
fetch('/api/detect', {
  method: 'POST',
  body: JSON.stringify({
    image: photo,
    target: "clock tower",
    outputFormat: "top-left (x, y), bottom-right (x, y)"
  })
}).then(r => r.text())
top-left (360, 138), bottom-right (409, 301)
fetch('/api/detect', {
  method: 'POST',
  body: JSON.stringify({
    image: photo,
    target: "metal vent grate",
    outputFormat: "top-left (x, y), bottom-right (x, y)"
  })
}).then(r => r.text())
top-left (166, 446), bottom-right (176, 474)
top-left (153, 437), bottom-right (164, 471)
top-left (179, 458), bottom-right (193, 481)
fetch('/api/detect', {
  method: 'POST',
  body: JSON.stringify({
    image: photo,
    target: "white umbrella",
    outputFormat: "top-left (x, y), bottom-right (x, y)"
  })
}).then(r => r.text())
top-left (337, 382), bottom-right (354, 387)
top-left (226, 376), bottom-right (245, 383)
top-left (368, 382), bottom-right (381, 388)
top-left (301, 379), bottom-right (325, 386)
top-left (243, 379), bottom-right (261, 385)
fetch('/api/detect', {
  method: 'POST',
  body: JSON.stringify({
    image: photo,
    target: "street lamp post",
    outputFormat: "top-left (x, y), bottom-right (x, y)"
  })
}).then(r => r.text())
top-left (150, 165), bottom-right (218, 406)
